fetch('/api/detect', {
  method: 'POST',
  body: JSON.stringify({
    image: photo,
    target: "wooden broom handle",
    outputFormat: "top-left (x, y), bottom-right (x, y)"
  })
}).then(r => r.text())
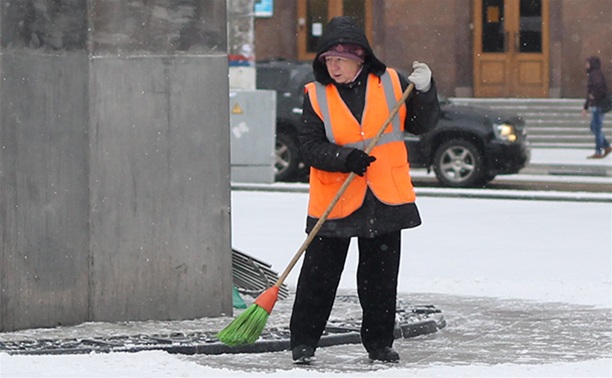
top-left (274, 82), bottom-right (415, 287)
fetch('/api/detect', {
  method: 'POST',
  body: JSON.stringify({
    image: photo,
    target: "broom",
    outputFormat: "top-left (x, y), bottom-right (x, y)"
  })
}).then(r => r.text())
top-left (216, 82), bottom-right (415, 346)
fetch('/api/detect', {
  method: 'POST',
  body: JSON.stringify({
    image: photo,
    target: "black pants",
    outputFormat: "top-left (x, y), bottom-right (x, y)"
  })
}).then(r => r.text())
top-left (289, 231), bottom-right (401, 353)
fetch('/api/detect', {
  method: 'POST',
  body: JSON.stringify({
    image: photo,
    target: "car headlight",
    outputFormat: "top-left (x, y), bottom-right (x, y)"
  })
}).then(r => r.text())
top-left (493, 123), bottom-right (517, 142)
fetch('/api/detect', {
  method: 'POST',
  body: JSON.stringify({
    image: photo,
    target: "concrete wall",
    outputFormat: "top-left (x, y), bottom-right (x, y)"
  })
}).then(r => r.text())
top-left (0, 0), bottom-right (233, 331)
top-left (228, 0), bottom-right (256, 89)
top-left (0, 51), bottom-right (91, 330)
top-left (88, 55), bottom-right (232, 322)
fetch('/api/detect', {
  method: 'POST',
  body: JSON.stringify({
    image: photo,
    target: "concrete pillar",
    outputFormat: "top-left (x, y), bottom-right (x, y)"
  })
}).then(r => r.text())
top-left (0, 0), bottom-right (233, 331)
top-left (228, 0), bottom-right (256, 89)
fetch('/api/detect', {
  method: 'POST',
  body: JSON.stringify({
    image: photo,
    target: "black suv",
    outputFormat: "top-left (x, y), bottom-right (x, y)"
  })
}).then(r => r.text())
top-left (256, 60), bottom-right (530, 188)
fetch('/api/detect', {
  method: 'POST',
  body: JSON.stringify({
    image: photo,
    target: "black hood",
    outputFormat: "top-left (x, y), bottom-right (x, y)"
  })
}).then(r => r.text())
top-left (313, 16), bottom-right (386, 85)
top-left (587, 56), bottom-right (601, 72)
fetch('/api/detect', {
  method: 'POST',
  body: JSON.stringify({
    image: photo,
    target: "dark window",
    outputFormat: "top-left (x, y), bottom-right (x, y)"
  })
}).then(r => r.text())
top-left (482, 0), bottom-right (505, 53)
top-left (306, 1), bottom-right (366, 54)
top-left (519, 0), bottom-right (542, 52)
top-left (343, 0), bottom-right (366, 30)
top-left (306, 0), bottom-right (328, 52)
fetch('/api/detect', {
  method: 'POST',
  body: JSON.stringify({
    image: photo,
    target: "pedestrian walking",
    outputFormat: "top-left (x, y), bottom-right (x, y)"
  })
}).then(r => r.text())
top-left (582, 56), bottom-right (611, 158)
top-left (289, 16), bottom-right (440, 364)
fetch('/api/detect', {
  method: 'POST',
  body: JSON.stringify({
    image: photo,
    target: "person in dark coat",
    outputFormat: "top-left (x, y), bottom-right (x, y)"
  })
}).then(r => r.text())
top-left (582, 56), bottom-right (611, 158)
top-left (289, 16), bottom-right (440, 364)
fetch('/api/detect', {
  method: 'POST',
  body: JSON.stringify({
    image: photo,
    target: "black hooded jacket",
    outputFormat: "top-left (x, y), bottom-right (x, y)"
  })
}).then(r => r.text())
top-left (584, 56), bottom-right (608, 110)
top-left (312, 16), bottom-right (387, 85)
top-left (299, 16), bottom-right (440, 238)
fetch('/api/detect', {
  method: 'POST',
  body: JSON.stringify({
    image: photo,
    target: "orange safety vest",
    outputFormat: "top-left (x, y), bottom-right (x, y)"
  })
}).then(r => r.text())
top-left (306, 68), bottom-right (416, 219)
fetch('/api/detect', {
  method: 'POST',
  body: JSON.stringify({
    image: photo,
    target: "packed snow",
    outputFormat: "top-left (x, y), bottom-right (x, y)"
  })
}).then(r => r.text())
top-left (1, 149), bottom-right (611, 377)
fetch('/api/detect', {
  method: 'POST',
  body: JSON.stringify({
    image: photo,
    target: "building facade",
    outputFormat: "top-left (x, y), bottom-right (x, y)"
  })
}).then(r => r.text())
top-left (255, 0), bottom-right (611, 98)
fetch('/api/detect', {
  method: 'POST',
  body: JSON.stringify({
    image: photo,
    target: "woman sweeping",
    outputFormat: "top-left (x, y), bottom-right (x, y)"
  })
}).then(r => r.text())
top-left (289, 16), bottom-right (440, 364)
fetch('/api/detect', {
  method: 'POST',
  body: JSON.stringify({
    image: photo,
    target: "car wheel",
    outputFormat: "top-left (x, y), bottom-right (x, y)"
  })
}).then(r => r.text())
top-left (433, 139), bottom-right (486, 187)
top-left (275, 132), bottom-right (300, 181)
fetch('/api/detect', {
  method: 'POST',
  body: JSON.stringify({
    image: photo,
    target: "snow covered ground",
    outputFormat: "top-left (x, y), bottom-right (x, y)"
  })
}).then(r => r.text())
top-left (1, 149), bottom-right (611, 377)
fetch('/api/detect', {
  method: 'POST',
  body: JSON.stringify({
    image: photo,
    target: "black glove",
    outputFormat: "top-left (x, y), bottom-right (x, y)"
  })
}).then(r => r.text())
top-left (345, 149), bottom-right (376, 176)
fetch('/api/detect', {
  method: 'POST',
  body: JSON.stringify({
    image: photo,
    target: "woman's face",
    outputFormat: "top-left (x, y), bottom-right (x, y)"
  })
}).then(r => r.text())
top-left (324, 56), bottom-right (362, 84)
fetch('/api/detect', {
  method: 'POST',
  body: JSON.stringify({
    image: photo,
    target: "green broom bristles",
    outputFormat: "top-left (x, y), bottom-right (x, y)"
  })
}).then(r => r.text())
top-left (216, 285), bottom-right (279, 346)
top-left (216, 303), bottom-right (270, 346)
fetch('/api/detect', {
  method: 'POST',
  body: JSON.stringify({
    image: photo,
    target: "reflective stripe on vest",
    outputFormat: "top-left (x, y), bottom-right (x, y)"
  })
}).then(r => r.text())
top-left (305, 68), bottom-right (416, 219)
top-left (314, 70), bottom-right (403, 149)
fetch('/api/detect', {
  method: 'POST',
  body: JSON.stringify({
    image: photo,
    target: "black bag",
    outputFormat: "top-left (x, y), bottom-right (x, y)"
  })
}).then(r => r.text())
top-left (601, 95), bottom-right (612, 114)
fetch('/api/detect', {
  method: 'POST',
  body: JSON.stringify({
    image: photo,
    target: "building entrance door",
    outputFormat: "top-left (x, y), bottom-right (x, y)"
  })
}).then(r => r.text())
top-left (297, 0), bottom-right (372, 61)
top-left (473, 0), bottom-right (549, 97)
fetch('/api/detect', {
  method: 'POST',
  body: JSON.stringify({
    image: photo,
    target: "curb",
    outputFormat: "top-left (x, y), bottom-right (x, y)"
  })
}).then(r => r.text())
top-left (231, 183), bottom-right (612, 203)
top-left (523, 163), bottom-right (612, 177)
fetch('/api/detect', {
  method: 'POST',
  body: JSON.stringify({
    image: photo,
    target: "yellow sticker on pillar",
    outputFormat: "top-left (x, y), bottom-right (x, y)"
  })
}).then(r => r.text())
top-left (232, 103), bottom-right (244, 115)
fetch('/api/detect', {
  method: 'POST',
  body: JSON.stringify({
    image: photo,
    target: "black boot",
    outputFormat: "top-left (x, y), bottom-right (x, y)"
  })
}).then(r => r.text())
top-left (292, 345), bottom-right (315, 364)
top-left (368, 346), bottom-right (400, 362)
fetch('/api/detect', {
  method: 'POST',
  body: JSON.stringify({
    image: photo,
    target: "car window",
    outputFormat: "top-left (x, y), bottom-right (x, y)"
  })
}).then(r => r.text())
top-left (257, 68), bottom-right (289, 92)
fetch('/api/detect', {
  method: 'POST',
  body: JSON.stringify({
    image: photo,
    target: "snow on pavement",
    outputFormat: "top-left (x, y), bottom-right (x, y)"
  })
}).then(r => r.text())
top-left (1, 148), bottom-right (611, 377)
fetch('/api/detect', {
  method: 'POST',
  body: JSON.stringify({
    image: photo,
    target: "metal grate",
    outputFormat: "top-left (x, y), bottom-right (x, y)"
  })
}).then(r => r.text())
top-left (232, 248), bottom-right (290, 300)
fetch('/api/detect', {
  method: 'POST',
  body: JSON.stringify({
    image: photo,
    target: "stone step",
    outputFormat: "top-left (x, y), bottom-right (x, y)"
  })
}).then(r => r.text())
top-left (450, 98), bottom-right (611, 147)
top-left (528, 135), bottom-right (596, 142)
top-left (522, 116), bottom-right (611, 124)
top-left (527, 127), bottom-right (612, 132)
top-left (528, 126), bottom-right (611, 131)
top-left (451, 98), bottom-right (584, 106)
top-left (531, 143), bottom-right (592, 149)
